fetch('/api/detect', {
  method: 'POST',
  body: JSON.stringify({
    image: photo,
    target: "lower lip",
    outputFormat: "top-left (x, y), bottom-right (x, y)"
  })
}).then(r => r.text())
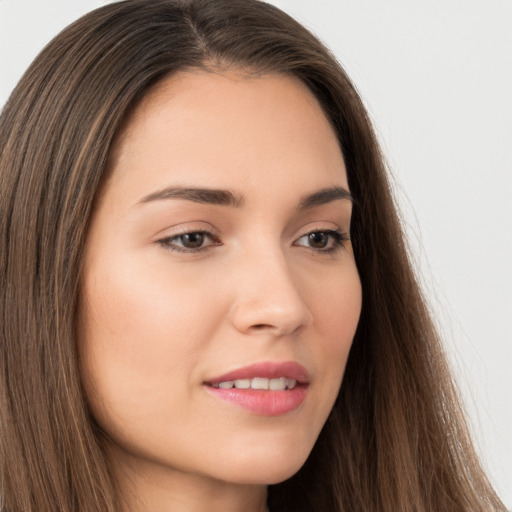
top-left (205, 385), bottom-right (308, 416)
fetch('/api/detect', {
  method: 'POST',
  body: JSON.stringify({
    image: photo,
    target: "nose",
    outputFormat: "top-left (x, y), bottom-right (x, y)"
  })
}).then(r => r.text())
top-left (229, 249), bottom-right (313, 337)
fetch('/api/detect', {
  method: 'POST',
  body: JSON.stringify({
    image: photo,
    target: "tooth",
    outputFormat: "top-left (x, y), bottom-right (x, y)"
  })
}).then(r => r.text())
top-left (286, 378), bottom-right (297, 390)
top-left (234, 379), bottom-right (251, 389)
top-left (251, 377), bottom-right (269, 390)
top-left (216, 377), bottom-right (298, 390)
top-left (269, 378), bottom-right (287, 390)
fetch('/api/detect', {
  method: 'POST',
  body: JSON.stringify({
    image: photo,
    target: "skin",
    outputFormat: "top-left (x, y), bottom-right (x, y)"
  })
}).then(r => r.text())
top-left (79, 70), bottom-right (362, 512)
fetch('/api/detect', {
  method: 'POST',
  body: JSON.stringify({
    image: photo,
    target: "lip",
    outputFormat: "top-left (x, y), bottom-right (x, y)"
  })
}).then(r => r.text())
top-left (204, 361), bottom-right (309, 416)
top-left (205, 361), bottom-right (310, 385)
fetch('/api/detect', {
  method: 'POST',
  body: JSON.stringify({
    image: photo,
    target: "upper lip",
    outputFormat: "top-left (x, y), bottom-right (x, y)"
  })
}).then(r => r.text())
top-left (205, 361), bottom-right (310, 385)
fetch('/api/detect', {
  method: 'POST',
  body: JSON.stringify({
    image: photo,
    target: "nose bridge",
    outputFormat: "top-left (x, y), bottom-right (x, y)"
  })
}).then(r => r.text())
top-left (229, 241), bottom-right (313, 336)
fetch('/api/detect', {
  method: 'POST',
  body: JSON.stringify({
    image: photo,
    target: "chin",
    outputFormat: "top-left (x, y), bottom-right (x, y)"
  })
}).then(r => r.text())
top-left (223, 462), bottom-right (305, 486)
top-left (211, 436), bottom-right (313, 486)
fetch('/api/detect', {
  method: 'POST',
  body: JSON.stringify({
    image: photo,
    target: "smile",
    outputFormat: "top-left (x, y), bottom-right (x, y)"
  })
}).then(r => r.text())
top-left (204, 361), bottom-right (309, 415)
top-left (211, 377), bottom-right (297, 390)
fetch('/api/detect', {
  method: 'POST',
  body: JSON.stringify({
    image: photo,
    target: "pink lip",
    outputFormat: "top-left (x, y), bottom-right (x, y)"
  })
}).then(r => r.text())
top-left (204, 361), bottom-right (309, 416)
top-left (206, 361), bottom-right (310, 385)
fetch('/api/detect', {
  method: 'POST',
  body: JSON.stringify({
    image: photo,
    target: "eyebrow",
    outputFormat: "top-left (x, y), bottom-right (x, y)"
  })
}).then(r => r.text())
top-left (138, 187), bottom-right (244, 207)
top-left (137, 185), bottom-right (353, 209)
top-left (297, 186), bottom-right (354, 210)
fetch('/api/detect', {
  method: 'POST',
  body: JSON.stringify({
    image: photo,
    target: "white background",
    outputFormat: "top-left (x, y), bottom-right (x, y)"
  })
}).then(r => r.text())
top-left (1, 0), bottom-right (510, 505)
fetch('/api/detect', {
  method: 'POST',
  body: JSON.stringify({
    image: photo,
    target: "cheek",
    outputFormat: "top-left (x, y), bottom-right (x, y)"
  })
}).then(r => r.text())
top-left (299, 263), bottom-right (361, 422)
top-left (313, 262), bottom-right (362, 349)
top-left (319, 269), bottom-right (361, 387)
top-left (81, 256), bottom-right (218, 359)
top-left (78, 260), bottom-right (219, 429)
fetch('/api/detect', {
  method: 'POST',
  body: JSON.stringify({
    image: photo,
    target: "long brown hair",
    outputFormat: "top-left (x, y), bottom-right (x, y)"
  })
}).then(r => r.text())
top-left (0, 1), bottom-right (506, 511)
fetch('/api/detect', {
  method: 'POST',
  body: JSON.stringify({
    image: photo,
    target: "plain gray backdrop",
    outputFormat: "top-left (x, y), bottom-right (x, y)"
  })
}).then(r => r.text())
top-left (1, 0), bottom-right (511, 505)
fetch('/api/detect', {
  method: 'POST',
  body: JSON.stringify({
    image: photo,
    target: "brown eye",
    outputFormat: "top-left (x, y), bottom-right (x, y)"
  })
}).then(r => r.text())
top-left (307, 232), bottom-right (329, 249)
top-left (158, 231), bottom-right (220, 253)
top-left (295, 229), bottom-right (347, 253)
top-left (180, 232), bottom-right (205, 249)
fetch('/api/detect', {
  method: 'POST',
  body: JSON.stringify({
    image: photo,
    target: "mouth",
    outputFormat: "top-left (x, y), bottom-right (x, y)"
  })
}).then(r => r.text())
top-left (204, 361), bottom-right (309, 416)
top-left (211, 377), bottom-right (299, 391)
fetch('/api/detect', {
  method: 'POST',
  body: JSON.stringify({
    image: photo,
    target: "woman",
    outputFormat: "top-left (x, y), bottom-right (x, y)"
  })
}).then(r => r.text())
top-left (0, 1), bottom-right (506, 511)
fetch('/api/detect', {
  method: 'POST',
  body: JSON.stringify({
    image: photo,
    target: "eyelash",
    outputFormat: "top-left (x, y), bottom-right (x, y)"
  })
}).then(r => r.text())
top-left (157, 231), bottom-right (222, 253)
top-left (157, 229), bottom-right (349, 254)
top-left (295, 229), bottom-right (349, 253)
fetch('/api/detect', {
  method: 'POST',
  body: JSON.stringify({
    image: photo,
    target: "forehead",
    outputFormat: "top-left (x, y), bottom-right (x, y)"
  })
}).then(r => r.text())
top-left (104, 70), bottom-right (348, 205)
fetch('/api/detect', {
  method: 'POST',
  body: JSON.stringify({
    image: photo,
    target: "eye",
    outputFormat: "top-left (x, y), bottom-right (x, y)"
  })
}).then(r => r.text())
top-left (295, 229), bottom-right (348, 252)
top-left (157, 231), bottom-right (220, 253)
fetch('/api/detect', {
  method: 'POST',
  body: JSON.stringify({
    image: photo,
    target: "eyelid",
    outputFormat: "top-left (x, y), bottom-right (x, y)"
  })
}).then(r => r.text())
top-left (152, 221), bottom-right (219, 240)
top-left (292, 221), bottom-right (349, 240)
top-left (153, 222), bottom-right (222, 253)
top-left (153, 221), bottom-right (350, 254)
top-left (157, 231), bottom-right (222, 253)
top-left (292, 222), bottom-right (350, 254)
top-left (296, 229), bottom-right (348, 247)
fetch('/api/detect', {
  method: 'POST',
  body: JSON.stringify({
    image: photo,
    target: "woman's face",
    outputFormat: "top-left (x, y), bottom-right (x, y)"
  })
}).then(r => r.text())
top-left (80, 71), bottom-right (362, 488)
